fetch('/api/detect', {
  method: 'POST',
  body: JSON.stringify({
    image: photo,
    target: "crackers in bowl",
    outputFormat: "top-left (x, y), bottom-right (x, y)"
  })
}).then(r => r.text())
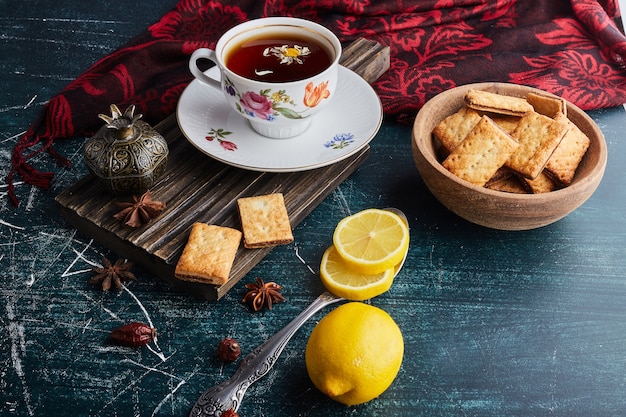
top-left (412, 82), bottom-right (607, 230)
top-left (435, 88), bottom-right (590, 193)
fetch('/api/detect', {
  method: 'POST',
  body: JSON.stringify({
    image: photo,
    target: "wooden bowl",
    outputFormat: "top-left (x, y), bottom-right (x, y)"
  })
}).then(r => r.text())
top-left (412, 82), bottom-right (607, 230)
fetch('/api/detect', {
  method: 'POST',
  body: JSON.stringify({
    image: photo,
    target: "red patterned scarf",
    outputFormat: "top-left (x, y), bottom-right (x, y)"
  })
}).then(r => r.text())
top-left (8, 0), bottom-right (626, 206)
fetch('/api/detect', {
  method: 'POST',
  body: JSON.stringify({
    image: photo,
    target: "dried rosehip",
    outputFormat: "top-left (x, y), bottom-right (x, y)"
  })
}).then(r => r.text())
top-left (217, 337), bottom-right (241, 363)
top-left (110, 322), bottom-right (156, 347)
top-left (221, 408), bottom-right (239, 417)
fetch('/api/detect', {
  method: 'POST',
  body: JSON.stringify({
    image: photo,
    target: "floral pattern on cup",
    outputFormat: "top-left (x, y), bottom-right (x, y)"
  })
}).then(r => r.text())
top-left (304, 81), bottom-right (330, 107)
top-left (224, 77), bottom-right (331, 122)
top-left (324, 133), bottom-right (355, 149)
top-left (206, 127), bottom-right (237, 151)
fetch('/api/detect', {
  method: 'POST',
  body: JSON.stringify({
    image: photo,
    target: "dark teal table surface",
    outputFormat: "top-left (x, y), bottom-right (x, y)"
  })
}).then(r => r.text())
top-left (2, 2), bottom-right (626, 416)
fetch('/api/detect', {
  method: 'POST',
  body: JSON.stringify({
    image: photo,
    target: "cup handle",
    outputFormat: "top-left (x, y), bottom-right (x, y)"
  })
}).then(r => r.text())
top-left (189, 48), bottom-right (221, 89)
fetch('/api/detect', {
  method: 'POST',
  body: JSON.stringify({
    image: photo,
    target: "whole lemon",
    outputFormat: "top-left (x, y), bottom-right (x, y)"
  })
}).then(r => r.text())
top-left (305, 302), bottom-right (404, 406)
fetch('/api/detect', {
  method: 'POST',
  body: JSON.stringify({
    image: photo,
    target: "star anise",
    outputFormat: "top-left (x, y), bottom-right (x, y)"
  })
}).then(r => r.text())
top-left (113, 190), bottom-right (165, 228)
top-left (90, 257), bottom-right (136, 291)
top-left (242, 278), bottom-right (285, 311)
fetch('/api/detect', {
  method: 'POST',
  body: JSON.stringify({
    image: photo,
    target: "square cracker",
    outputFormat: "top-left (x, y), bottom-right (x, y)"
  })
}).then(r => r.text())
top-left (544, 114), bottom-right (590, 186)
top-left (464, 89), bottom-right (534, 116)
top-left (433, 106), bottom-right (482, 153)
top-left (489, 114), bottom-right (521, 135)
top-left (442, 115), bottom-right (519, 187)
top-left (174, 223), bottom-right (242, 285)
top-left (526, 91), bottom-right (567, 119)
top-left (522, 171), bottom-right (559, 194)
top-left (485, 175), bottom-right (529, 194)
top-left (485, 167), bottom-right (514, 187)
top-left (506, 111), bottom-right (569, 179)
top-left (237, 193), bottom-right (294, 249)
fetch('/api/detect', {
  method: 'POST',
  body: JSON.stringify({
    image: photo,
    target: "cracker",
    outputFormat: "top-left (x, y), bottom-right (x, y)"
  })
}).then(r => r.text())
top-left (488, 114), bottom-right (521, 135)
top-left (526, 91), bottom-right (567, 119)
top-left (464, 89), bottom-right (533, 116)
top-left (485, 167), bottom-right (514, 187)
top-left (237, 193), bottom-right (294, 249)
top-left (174, 223), bottom-right (242, 285)
top-left (433, 106), bottom-right (482, 153)
top-left (544, 115), bottom-right (590, 186)
top-left (442, 115), bottom-right (519, 186)
top-left (506, 111), bottom-right (569, 179)
top-left (485, 175), bottom-right (529, 194)
top-left (521, 171), bottom-right (559, 194)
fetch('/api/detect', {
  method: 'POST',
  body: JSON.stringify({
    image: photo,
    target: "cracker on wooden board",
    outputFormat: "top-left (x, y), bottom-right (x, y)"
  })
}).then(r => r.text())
top-left (506, 111), bottom-right (569, 179)
top-left (526, 91), bottom-right (567, 119)
top-left (545, 114), bottom-right (590, 186)
top-left (174, 223), bottom-right (242, 285)
top-left (464, 89), bottom-right (534, 116)
top-left (442, 115), bottom-right (519, 187)
top-left (237, 193), bottom-right (294, 249)
top-left (433, 106), bottom-right (482, 153)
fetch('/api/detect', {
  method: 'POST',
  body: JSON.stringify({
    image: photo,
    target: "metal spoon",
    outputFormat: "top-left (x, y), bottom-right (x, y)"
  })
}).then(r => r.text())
top-left (189, 208), bottom-right (409, 417)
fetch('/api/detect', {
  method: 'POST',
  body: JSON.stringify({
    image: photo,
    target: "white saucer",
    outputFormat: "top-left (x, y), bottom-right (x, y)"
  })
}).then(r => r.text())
top-left (176, 66), bottom-right (382, 172)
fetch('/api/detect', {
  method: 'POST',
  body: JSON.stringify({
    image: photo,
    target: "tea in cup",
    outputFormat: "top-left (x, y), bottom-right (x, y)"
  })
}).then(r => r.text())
top-left (189, 17), bottom-right (341, 139)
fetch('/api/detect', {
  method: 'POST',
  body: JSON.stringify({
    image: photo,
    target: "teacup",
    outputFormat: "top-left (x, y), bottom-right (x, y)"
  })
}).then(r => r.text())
top-left (189, 17), bottom-right (341, 139)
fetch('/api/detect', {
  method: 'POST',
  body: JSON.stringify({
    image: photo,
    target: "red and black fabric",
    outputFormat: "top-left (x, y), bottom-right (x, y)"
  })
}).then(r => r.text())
top-left (8, 0), bottom-right (626, 206)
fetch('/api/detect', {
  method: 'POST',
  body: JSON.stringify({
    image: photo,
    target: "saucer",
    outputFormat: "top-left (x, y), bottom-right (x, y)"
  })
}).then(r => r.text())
top-left (176, 66), bottom-right (383, 172)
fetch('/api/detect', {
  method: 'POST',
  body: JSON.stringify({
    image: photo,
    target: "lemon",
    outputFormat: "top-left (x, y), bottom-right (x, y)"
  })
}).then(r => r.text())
top-left (305, 302), bottom-right (404, 406)
top-left (319, 245), bottom-right (396, 301)
top-left (332, 208), bottom-right (409, 275)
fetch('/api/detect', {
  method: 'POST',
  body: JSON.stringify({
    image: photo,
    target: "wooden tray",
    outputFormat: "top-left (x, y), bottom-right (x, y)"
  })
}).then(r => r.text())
top-left (55, 39), bottom-right (389, 300)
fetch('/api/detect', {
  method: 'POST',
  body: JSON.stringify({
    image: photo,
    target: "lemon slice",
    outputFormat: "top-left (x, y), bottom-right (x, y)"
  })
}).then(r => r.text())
top-left (319, 245), bottom-right (395, 301)
top-left (332, 208), bottom-right (409, 274)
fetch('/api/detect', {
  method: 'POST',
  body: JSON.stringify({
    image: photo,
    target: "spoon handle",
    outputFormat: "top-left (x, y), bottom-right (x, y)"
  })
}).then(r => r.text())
top-left (190, 291), bottom-right (343, 417)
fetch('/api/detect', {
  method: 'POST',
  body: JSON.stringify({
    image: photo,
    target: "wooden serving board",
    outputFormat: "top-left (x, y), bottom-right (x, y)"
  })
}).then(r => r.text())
top-left (55, 38), bottom-right (389, 300)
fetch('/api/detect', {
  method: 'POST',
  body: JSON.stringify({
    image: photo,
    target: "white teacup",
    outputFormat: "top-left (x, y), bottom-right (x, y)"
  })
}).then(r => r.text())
top-left (189, 17), bottom-right (341, 139)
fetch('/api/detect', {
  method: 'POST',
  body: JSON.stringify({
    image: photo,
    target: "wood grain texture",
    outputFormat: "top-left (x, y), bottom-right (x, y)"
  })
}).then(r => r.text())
top-left (339, 38), bottom-right (390, 84)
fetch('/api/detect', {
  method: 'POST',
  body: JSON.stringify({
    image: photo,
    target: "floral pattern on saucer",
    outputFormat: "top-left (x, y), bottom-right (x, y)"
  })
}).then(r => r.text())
top-left (177, 66), bottom-right (382, 173)
top-left (324, 133), bottom-right (355, 150)
top-left (205, 127), bottom-right (356, 153)
top-left (205, 128), bottom-right (237, 151)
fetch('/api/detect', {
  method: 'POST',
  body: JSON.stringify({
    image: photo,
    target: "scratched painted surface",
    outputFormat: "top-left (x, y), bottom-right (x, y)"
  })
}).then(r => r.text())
top-left (2, 1), bottom-right (626, 416)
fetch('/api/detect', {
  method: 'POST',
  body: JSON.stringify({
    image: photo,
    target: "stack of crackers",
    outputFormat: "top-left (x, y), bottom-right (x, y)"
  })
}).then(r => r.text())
top-left (433, 89), bottom-right (590, 194)
top-left (173, 193), bottom-right (294, 286)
